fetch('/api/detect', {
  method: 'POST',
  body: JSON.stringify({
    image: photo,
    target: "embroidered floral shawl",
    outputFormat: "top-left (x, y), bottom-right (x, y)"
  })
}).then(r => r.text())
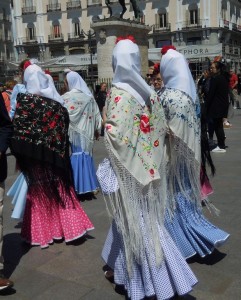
top-left (104, 87), bottom-right (167, 274)
top-left (161, 88), bottom-right (201, 209)
top-left (63, 89), bottom-right (102, 154)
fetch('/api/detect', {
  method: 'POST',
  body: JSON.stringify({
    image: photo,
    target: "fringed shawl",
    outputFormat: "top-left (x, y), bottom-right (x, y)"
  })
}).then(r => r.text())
top-left (104, 87), bottom-right (167, 275)
top-left (160, 88), bottom-right (201, 210)
top-left (10, 93), bottom-right (73, 205)
top-left (62, 89), bottom-right (102, 155)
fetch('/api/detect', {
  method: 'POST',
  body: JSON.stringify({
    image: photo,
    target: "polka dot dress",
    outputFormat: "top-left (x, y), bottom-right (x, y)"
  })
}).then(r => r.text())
top-left (21, 181), bottom-right (94, 248)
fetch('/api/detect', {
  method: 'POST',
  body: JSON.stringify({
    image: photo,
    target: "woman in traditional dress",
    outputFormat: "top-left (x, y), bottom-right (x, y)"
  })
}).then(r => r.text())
top-left (62, 71), bottom-right (102, 195)
top-left (160, 46), bottom-right (229, 259)
top-left (101, 37), bottom-right (197, 300)
top-left (10, 62), bottom-right (94, 248)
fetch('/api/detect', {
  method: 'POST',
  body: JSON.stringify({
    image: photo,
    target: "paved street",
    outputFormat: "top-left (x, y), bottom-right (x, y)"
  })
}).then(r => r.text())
top-left (1, 110), bottom-right (241, 300)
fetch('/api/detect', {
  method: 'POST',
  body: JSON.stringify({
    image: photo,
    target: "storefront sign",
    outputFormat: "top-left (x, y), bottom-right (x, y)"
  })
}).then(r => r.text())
top-left (148, 43), bottom-right (223, 61)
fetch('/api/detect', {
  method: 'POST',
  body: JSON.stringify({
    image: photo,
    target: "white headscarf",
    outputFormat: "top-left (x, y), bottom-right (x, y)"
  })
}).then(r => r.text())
top-left (112, 39), bottom-right (153, 107)
top-left (66, 71), bottom-right (93, 97)
top-left (24, 64), bottom-right (64, 105)
top-left (160, 49), bottom-right (197, 103)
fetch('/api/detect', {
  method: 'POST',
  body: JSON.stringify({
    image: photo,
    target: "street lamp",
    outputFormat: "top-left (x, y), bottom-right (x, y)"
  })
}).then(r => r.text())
top-left (80, 29), bottom-right (95, 90)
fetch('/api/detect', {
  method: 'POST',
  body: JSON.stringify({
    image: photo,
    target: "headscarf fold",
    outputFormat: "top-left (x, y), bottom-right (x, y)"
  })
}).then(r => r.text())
top-left (66, 71), bottom-right (93, 97)
top-left (24, 64), bottom-right (64, 105)
top-left (112, 39), bottom-right (153, 107)
top-left (160, 49), bottom-right (197, 103)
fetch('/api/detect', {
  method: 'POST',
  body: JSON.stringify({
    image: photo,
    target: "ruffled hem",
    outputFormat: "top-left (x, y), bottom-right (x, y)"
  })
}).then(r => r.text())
top-left (165, 193), bottom-right (230, 258)
top-left (21, 185), bottom-right (94, 248)
top-left (71, 151), bottom-right (99, 194)
top-left (102, 221), bottom-right (197, 300)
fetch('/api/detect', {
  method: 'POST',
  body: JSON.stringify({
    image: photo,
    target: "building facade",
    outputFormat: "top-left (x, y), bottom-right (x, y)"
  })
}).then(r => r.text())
top-left (8, 0), bottom-right (241, 82)
top-left (0, 0), bottom-right (14, 83)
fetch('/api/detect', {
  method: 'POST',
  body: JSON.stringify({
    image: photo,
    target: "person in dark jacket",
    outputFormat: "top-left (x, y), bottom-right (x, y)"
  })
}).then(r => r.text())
top-left (206, 61), bottom-right (230, 153)
top-left (0, 92), bottom-right (14, 290)
top-left (95, 82), bottom-right (107, 136)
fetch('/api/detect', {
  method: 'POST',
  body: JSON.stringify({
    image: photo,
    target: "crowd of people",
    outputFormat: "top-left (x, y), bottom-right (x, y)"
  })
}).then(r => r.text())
top-left (0, 38), bottom-right (231, 298)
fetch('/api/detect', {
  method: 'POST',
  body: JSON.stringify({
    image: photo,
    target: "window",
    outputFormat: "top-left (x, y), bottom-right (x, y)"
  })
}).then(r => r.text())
top-left (24, 0), bottom-right (33, 6)
top-left (156, 40), bottom-right (171, 48)
top-left (27, 23), bottom-right (35, 40)
top-left (190, 9), bottom-right (198, 24)
top-left (159, 13), bottom-right (167, 28)
top-left (72, 18), bottom-right (80, 36)
top-left (49, 0), bottom-right (58, 4)
top-left (74, 22), bottom-right (80, 36)
top-left (53, 25), bottom-right (60, 38)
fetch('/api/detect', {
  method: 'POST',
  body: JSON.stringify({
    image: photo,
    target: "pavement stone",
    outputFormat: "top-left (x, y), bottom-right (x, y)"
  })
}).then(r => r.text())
top-left (1, 111), bottom-right (241, 299)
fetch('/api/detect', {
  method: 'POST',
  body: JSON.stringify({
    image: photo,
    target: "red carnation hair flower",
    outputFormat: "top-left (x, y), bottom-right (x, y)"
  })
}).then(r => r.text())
top-left (116, 35), bottom-right (136, 44)
top-left (153, 63), bottom-right (160, 75)
top-left (161, 45), bottom-right (177, 55)
top-left (23, 60), bottom-right (32, 70)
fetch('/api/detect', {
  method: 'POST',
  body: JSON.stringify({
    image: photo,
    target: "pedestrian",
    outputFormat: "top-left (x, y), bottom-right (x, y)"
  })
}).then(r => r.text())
top-left (62, 71), bottom-right (102, 195)
top-left (95, 82), bottom-right (107, 136)
top-left (159, 46), bottom-right (229, 259)
top-left (207, 61), bottom-right (230, 153)
top-left (10, 61), bottom-right (94, 248)
top-left (152, 63), bottom-right (164, 97)
top-left (229, 69), bottom-right (238, 108)
top-left (2, 80), bottom-right (17, 114)
top-left (0, 92), bottom-right (14, 290)
top-left (101, 36), bottom-right (197, 300)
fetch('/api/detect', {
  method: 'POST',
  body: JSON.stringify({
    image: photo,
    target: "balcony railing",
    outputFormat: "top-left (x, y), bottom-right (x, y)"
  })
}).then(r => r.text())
top-left (21, 36), bottom-right (38, 44)
top-left (48, 33), bottom-right (64, 42)
top-left (16, 36), bottom-right (44, 45)
top-left (47, 3), bottom-right (61, 12)
top-left (153, 23), bottom-right (171, 32)
top-left (87, 0), bottom-right (102, 7)
top-left (68, 33), bottom-right (84, 40)
top-left (0, 14), bottom-right (11, 22)
top-left (22, 6), bottom-right (36, 15)
top-left (67, 1), bottom-right (81, 10)
top-left (182, 19), bottom-right (202, 29)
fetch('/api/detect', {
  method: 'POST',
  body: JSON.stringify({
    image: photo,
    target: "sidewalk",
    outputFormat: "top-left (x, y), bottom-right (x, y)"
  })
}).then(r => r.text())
top-left (2, 110), bottom-right (241, 299)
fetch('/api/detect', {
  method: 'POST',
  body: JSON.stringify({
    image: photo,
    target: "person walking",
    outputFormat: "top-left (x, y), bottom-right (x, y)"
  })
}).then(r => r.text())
top-left (62, 71), bottom-right (102, 195)
top-left (0, 92), bottom-right (14, 290)
top-left (159, 47), bottom-right (229, 259)
top-left (10, 62), bottom-right (94, 248)
top-left (207, 61), bottom-right (230, 153)
top-left (101, 37), bottom-right (198, 300)
top-left (95, 82), bottom-right (107, 136)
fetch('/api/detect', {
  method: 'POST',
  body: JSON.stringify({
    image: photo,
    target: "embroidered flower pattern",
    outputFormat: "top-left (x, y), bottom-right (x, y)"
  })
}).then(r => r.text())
top-left (105, 87), bottom-right (167, 178)
top-left (12, 93), bottom-right (68, 157)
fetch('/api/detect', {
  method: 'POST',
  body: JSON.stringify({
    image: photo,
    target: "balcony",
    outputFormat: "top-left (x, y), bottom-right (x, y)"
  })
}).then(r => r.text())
top-left (68, 33), bottom-right (84, 40)
top-left (182, 20), bottom-right (202, 29)
top-left (5, 35), bottom-right (12, 42)
top-left (87, 0), bottom-right (102, 7)
top-left (47, 3), bottom-right (61, 12)
top-left (153, 23), bottom-right (171, 33)
top-left (21, 36), bottom-right (38, 44)
top-left (22, 6), bottom-right (36, 15)
top-left (67, 1), bottom-right (81, 10)
top-left (48, 33), bottom-right (64, 42)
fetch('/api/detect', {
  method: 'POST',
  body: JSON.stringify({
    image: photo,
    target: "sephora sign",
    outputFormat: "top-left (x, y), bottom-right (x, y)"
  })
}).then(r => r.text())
top-left (148, 43), bottom-right (222, 61)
